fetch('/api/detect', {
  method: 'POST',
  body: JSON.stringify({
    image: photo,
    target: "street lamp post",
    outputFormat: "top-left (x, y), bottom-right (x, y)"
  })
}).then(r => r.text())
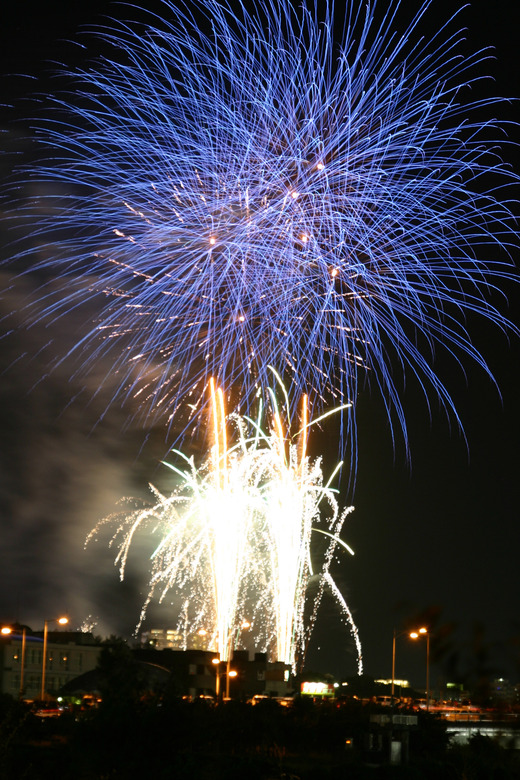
top-left (391, 629), bottom-right (397, 701)
top-left (391, 629), bottom-right (408, 703)
top-left (226, 655), bottom-right (232, 699)
top-left (41, 617), bottom-right (68, 701)
top-left (212, 657), bottom-right (222, 699)
top-left (212, 658), bottom-right (237, 701)
top-left (226, 669), bottom-right (237, 698)
top-left (410, 627), bottom-right (430, 711)
top-left (1, 626), bottom-right (27, 699)
top-left (19, 628), bottom-right (26, 698)
top-left (224, 620), bottom-right (250, 699)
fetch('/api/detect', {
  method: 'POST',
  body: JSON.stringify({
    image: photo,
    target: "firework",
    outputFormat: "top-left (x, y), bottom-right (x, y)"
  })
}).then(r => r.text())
top-left (87, 379), bottom-right (359, 672)
top-left (7, 0), bottom-right (517, 452)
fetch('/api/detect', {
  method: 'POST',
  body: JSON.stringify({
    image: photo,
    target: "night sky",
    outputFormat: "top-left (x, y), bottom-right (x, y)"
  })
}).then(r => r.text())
top-left (0, 0), bottom-right (518, 691)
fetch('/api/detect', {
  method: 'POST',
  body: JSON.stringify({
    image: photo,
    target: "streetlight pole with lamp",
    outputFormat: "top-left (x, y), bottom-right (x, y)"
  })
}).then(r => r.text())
top-left (41, 617), bottom-right (68, 701)
top-left (225, 620), bottom-right (250, 699)
top-left (212, 657), bottom-right (222, 699)
top-left (213, 620), bottom-right (250, 701)
top-left (1, 625), bottom-right (27, 699)
top-left (212, 658), bottom-right (237, 701)
top-left (391, 628), bottom-right (410, 703)
top-left (410, 627), bottom-right (430, 711)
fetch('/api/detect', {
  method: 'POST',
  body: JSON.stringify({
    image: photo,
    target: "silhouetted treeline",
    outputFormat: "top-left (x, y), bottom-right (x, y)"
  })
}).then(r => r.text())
top-left (1, 690), bottom-right (520, 780)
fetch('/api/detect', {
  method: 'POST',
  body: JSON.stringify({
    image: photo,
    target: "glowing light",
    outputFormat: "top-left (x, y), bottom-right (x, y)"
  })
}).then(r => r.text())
top-left (301, 681), bottom-right (335, 696)
top-left (7, 0), bottom-right (516, 458)
top-left (88, 378), bottom-right (360, 672)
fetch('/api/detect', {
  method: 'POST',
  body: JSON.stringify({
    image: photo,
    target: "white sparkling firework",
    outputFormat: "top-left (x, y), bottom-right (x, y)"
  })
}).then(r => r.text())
top-left (87, 377), bottom-right (361, 672)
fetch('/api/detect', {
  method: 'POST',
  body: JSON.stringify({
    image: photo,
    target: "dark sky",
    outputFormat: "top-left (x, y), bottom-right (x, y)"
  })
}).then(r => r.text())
top-left (0, 0), bottom-right (518, 691)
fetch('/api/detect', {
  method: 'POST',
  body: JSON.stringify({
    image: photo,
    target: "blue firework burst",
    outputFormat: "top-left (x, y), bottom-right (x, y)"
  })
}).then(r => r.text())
top-left (7, 0), bottom-right (518, 450)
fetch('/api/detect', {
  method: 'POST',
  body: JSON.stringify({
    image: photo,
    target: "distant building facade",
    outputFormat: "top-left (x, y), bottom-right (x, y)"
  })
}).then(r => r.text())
top-left (135, 645), bottom-right (292, 699)
top-left (0, 628), bottom-right (102, 700)
top-left (141, 627), bottom-right (211, 652)
top-left (0, 625), bottom-right (292, 702)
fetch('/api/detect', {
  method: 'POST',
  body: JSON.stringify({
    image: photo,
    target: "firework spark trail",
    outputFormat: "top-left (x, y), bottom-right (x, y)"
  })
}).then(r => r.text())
top-left (6, 0), bottom-right (517, 455)
top-left (324, 573), bottom-right (363, 676)
top-left (87, 383), bottom-right (359, 671)
top-left (87, 436), bottom-right (261, 662)
top-left (206, 378), bottom-right (254, 660)
top-left (250, 388), bottom-right (355, 666)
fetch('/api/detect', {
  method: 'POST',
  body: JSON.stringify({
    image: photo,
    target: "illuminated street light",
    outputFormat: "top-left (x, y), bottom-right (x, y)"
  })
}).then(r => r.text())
top-left (391, 628), bottom-right (410, 703)
top-left (212, 657), bottom-right (238, 700)
top-left (410, 627), bottom-right (430, 711)
top-left (226, 621), bottom-right (250, 699)
top-left (224, 662), bottom-right (233, 698)
top-left (212, 657), bottom-right (222, 699)
top-left (41, 617), bottom-right (68, 701)
top-left (213, 621), bottom-right (252, 701)
top-left (1, 625), bottom-right (27, 699)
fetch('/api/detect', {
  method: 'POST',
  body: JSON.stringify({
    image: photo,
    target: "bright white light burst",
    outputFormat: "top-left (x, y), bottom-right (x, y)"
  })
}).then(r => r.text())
top-left (87, 378), bottom-right (361, 673)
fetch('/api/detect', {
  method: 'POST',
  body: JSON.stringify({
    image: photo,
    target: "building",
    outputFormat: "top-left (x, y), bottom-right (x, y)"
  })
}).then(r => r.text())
top-left (135, 646), bottom-right (293, 700)
top-left (141, 627), bottom-right (211, 651)
top-left (0, 627), bottom-right (103, 701)
top-left (230, 650), bottom-right (291, 699)
top-left (0, 623), bottom-right (293, 702)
